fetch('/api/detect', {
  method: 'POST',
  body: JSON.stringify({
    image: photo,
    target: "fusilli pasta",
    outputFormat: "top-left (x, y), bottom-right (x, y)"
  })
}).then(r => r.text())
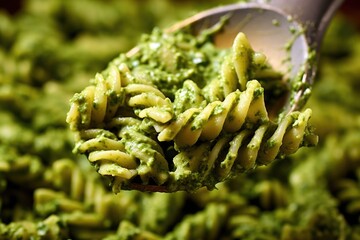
top-left (67, 25), bottom-right (317, 192)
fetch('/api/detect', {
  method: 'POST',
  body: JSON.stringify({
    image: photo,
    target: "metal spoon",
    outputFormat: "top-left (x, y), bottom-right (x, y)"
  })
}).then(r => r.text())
top-left (126, 0), bottom-right (344, 192)
top-left (165, 0), bottom-right (344, 113)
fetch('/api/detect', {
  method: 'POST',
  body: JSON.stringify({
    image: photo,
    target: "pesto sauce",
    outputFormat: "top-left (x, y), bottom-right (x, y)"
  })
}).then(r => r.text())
top-left (118, 29), bottom-right (284, 187)
top-left (69, 18), bottom-right (317, 193)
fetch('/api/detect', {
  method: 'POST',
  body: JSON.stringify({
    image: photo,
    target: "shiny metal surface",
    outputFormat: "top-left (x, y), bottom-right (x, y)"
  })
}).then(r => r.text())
top-left (167, 0), bottom-right (344, 112)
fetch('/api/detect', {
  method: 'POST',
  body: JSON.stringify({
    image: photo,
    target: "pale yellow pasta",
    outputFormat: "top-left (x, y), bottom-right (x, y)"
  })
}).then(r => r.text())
top-left (232, 32), bottom-right (257, 91)
top-left (158, 80), bottom-right (268, 147)
top-left (280, 108), bottom-right (314, 155)
top-left (169, 109), bottom-right (315, 190)
top-left (66, 65), bottom-right (125, 131)
top-left (74, 119), bottom-right (169, 191)
top-left (125, 84), bottom-right (173, 123)
top-left (89, 150), bottom-right (138, 169)
top-left (258, 109), bottom-right (313, 164)
top-left (220, 56), bottom-right (238, 97)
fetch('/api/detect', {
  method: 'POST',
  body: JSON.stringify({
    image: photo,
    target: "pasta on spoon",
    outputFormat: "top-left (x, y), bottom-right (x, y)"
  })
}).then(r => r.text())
top-left (66, 26), bottom-right (317, 192)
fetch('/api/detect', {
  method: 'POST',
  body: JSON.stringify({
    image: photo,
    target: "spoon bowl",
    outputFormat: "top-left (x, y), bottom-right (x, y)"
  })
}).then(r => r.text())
top-left (122, 0), bottom-right (344, 192)
top-left (167, 0), bottom-right (344, 112)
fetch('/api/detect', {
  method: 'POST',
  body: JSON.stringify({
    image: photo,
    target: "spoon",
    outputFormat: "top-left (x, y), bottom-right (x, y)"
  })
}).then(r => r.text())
top-left (165, 0), bottom-right (344, 113)
top-left (125, 0), bottom-right (344, 192)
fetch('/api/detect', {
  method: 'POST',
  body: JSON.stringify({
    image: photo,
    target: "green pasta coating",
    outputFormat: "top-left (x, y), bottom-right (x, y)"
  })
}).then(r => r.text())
top-left (67, 26), bottom-right (317, 192)
top-left (0, 215), bottom-right (69, 240)
top-left (164, 203), bottom-right (229, 240)
top-left (1, 0), bottom-right (360, 239)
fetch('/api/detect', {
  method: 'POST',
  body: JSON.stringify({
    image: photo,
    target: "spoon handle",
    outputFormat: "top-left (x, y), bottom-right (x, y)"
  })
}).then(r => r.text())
top-left (263, 0), bottom-right (344, 45)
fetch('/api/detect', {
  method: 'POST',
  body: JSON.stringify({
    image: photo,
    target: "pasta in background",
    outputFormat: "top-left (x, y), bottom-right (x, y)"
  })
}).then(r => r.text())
top-left (1, 0), bottom-right (359, 239)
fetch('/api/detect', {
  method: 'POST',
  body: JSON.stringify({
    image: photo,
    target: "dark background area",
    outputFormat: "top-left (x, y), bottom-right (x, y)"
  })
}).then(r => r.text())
top-left (0, 0), bottom-right (23, 14)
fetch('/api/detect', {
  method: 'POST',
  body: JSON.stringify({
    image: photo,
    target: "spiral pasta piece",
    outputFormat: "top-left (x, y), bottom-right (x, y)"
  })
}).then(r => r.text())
top-left (114, 121), bottom-right (169, 187)
top-left (67, 64), bottom-right (174, 127)
top-left (232, 32), bottom-right (265, 92)
top-left (0, 145), bottom-right (45, 185)
top-left (164, 203), bottom-right (228, 240)
top-left (66, 65), bottom-right (125, 130)
top-left (139, 192), bottom-right (186, 235)
top-left (202, 32), bottom-right (268, 102)
top-left (253, 180), bottom-right (289, 210)
top-left (0, 215), bottom-right (69, 240)
top-left (125, 83), bottom-right (173, 123)
top-left (32, 158), bottom-right (143, 232)
top-left (110, 220), bottom-right (161, 240)
top-left (74, 129), bottom-right (138, 184)
top-left (75, 117), bottom-right (169, 192)
top-left (169, 109), bottom-right (315, 190)
top-left (158, 80), bottom-right (268, 147)
top-left (332, 178), bottom-right (360, 222)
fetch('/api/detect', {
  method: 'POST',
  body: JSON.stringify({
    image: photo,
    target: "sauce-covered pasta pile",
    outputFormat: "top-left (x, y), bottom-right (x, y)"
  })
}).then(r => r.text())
top-left (1, 0), bottom-right (359, 239)
top-left (66, 26), bottom-right (317, 192)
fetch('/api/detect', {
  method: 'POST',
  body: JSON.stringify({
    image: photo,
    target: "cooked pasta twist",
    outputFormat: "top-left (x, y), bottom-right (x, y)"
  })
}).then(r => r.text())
top-left (0, 215), bottom-right (69, 240)
top-left (112, 118), bottom-right (170, 187)
top-left (158, 80), bottom-right (268, 147)
top-left (125, 83), bottom-right (173, 123)
top-left (331, 176), bottom-right (360, 225)
top-left (139, 192), bottom-right (186, 235)
top-left (164, 203), bottom-right (228, 240)
top-left (75, 128), bottom-right (139, 187)
top-left (0, 145), bottom-right (45, 185)
top-left (67, 63), bottom-right (174, 131)
top-left (169, 109), bottom-right (315, 190)
top-left (227, 214), bottom-right (262, 240)
top-left (75, 118), bottom-right (169, 192)
top-left (66, 65), bottom-right (125, 130)
top-left (33, 158), bottom-right (143, 230)
top-left (203, 32), bottom-right (268, 102)
top-left (253, 180), bottom-right (289, 210)
top-left (156, 32), bottom-right (282, 147)
top-left (110, 220), bottom-right (161, 240)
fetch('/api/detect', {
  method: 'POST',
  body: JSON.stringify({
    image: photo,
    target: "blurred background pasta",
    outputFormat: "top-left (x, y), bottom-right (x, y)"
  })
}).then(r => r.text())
top-left (0, 0), bottom-right (359, 239)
